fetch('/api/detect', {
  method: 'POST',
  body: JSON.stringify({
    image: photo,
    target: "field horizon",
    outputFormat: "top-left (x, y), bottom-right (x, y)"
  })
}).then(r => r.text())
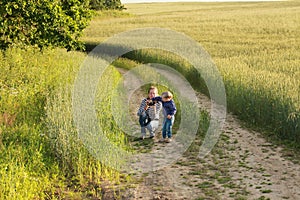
top-left (121, 0), bottom-right (284, 5)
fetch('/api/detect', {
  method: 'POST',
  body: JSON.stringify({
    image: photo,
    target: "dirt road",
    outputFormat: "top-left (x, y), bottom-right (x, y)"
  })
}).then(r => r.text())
top-left (113, 67), bottom-right (300, 200)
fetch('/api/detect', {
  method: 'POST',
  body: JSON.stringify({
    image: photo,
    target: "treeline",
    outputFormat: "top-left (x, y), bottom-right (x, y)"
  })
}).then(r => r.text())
top-left (0, 0), bottom-right (124, 51)
top-left (90, 0), bottom-right (124, 10)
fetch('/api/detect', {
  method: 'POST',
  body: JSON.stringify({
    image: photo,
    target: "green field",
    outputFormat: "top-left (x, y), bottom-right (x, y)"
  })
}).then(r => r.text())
top-left (0, 1), bottom-right (300, 199)
top-left (83, 1), bottom-right (300, 142)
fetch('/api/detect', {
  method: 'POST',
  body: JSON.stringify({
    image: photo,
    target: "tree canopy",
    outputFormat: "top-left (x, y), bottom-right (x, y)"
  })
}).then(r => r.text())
top-left (0, 0), bottom-right (123, 51)
top-left (90, 0), bottom-right (124, 10)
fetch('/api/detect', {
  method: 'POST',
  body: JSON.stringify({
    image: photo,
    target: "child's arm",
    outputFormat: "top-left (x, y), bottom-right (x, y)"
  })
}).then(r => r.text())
top-left (167, 101), bottom-right (176, 118)
top-left (171, 101), bottom-right (176, 115)
top-left (151, 96), bottom-right (162, 102)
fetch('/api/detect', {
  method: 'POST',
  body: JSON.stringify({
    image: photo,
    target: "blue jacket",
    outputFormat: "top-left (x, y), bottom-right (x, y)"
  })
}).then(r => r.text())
top-left (152, 96), bottom-right (176, 116)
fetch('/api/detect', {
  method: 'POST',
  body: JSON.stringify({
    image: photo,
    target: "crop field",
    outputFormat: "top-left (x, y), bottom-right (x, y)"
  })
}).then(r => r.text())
top-left (83, 1), bottom-right (300, 144)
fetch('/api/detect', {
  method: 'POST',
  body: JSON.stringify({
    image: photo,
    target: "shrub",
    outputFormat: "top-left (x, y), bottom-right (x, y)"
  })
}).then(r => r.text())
top-left (0, 0), bottom-right (92, 50)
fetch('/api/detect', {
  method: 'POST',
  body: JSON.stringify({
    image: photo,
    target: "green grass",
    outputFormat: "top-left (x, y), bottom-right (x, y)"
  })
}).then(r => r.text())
top-left (0, 47), bottom-right (85, 199)
top-left (1, 1), bottom-right (300, 199)
top-left (82, 1), bottom-right (300, 147)
top-left (0, 48), bottom-right (130, 199)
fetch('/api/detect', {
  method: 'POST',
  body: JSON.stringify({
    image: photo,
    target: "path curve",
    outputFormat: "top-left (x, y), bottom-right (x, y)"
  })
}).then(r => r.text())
top-left (114, 67), bottom-right (300, 200)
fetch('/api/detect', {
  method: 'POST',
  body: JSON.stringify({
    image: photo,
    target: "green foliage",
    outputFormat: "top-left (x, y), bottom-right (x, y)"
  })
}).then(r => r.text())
top-left (0, 0), bottom-right (92, 50)
top-left (0, 47), bottom-right (83, 125)
top-left (0, 47), bottom-right (85, 198)
top-left (95, 66), bottom-right (130, 152)
top-left (0, 47), bottom-right (119, 198)
top-left (45, 84), bottom-right (123, 187)
top-left (89, 0), bottom-right (124, 11)
top-left (0, 124), bottom-right (58, 200)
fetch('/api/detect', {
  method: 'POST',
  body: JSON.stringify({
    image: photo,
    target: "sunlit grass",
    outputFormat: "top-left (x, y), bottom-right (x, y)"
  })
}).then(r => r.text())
top-left (82, 1), bottom-right (300, 144)
top-left (0, 48), bottom-right (130, 198)
top-left (1, 1), bottom-right (300, 198)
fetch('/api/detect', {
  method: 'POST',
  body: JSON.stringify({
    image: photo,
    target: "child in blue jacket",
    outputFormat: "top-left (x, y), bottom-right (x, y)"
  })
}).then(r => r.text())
top-left (151, 91), bottom-right (176, 143)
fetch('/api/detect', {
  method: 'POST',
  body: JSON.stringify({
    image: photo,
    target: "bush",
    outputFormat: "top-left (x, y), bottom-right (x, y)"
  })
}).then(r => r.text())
top-left (89, 0), bottom-right (124, 10)
top-left (0, 0), bottom-right (92, 50)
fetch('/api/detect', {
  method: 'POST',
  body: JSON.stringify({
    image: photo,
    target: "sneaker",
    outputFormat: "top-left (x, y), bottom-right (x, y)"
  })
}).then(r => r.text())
top-left (159, 138), bottom-right (166, 143)
top-left (149, 135), bottom-right (155, 139)
top-left (165, 138), bottom-right (172, 143)
top-left (140, 136), bottom-right (145, 140)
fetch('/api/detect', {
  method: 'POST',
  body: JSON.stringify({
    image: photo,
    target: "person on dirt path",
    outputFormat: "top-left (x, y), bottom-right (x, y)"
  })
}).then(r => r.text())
top-left (150, 91), bottom-right (176, 143)
top-left (137, 86), bottom-right (162, 140)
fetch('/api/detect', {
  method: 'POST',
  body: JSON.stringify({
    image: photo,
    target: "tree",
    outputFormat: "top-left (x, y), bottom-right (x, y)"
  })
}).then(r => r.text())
top-left (0, 0), bottom-right (92, 50)
top-left (89, 0), bottom-right (124, 10)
